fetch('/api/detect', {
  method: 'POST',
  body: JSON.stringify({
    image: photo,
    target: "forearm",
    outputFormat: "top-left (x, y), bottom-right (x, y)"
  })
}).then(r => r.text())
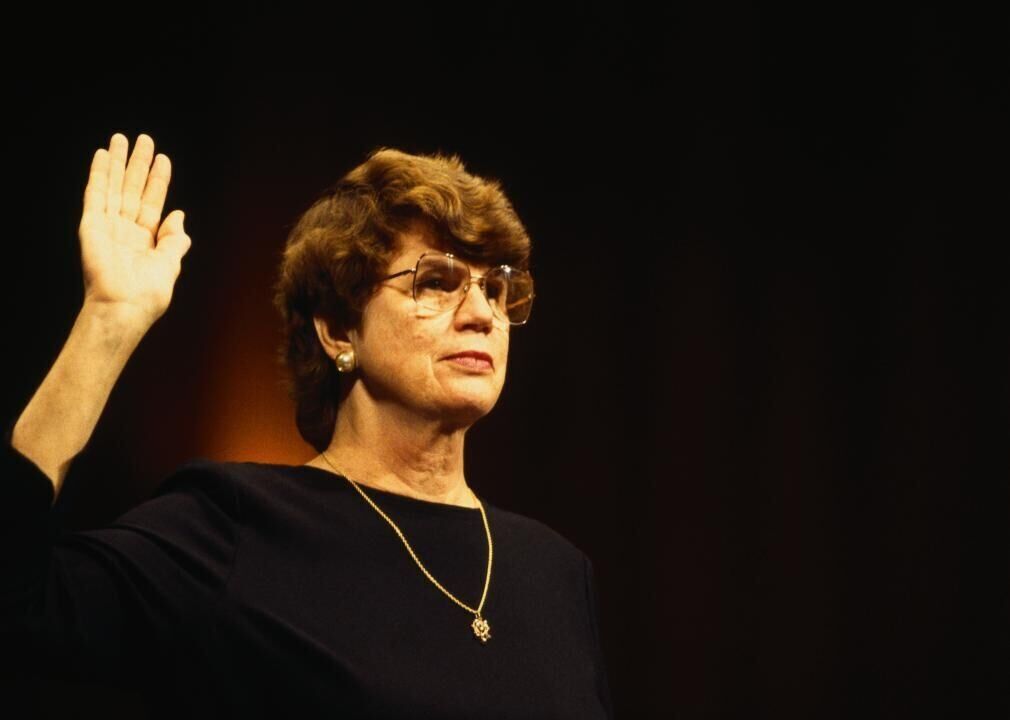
top-left (11, 302), bottom-right (150, 499)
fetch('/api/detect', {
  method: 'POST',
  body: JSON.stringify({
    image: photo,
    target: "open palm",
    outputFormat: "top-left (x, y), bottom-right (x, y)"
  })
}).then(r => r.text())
top-left (78, 133), bottom-right (191, 328)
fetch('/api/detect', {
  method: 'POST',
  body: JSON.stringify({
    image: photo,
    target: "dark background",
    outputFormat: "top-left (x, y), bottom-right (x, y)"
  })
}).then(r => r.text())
top-left (5, 4), bottom-right (1007, 718)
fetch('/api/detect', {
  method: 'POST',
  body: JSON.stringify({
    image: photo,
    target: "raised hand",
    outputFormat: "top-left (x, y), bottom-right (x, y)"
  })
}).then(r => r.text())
top-left (78, 133), bottom-right (192, 328)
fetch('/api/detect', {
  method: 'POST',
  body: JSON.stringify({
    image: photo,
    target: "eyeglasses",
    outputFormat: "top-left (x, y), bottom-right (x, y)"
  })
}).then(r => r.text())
top-left (379, 251), bottom-right (535, 325)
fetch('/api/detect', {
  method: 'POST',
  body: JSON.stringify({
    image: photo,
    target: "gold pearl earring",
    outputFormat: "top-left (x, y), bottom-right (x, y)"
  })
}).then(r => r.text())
top-left (335, 349), bottom-right (357, 373)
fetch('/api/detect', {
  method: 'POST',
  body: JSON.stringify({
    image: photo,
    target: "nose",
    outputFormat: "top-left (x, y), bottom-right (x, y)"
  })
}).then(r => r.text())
top-left (454, 277), bottom-right (495, 330)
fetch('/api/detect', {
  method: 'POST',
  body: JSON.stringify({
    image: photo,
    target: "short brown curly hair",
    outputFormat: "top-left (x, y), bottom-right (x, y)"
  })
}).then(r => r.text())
top-left (271, 146), bottom-right (532, 452)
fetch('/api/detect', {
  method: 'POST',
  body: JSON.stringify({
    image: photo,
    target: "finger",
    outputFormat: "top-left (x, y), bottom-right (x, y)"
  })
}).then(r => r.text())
top-left (105, 133), bottom-right (128, 216)
top-left (137, 153), bottom-right (172, 235)
top-left (155, 210), bottom-right (192, 263)
top-left (121, 133), bottom-right (155, 222)
top-left (83, 148), bottom-right (110, 216)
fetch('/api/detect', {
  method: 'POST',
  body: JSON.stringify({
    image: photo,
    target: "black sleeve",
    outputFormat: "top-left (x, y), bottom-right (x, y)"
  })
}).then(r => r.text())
top-left (583, 553), bottom-right (616, 720)
top-left (0, 415), bottom-right (242, 692)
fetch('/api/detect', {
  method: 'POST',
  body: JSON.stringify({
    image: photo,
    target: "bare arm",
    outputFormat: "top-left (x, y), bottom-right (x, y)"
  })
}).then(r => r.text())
top-left (9, 132), bottom-right (191, 500)
top-left (11, 304), bottom-right (148, 498)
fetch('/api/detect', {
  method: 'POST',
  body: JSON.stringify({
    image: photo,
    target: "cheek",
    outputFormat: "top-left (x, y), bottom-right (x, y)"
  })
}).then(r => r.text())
top-left (392, 318), bottom-right (445, 379)
top-left (410, 329), bottom-right (441, 375)
top-left (496, 328), bottom-right (510, 365)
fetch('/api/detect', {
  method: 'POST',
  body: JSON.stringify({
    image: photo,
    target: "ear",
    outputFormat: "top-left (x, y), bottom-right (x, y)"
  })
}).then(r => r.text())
top-left (312, 315), bottom-right (357, 361)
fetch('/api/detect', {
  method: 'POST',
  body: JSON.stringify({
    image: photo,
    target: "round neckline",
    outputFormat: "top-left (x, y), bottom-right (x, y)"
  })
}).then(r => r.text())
top-left (293, 463), bottom-right (485, 514)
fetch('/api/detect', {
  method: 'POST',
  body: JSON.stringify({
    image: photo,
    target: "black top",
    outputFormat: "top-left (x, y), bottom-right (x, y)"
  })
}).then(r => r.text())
top-left (0, 421), bottom-right (614, 719)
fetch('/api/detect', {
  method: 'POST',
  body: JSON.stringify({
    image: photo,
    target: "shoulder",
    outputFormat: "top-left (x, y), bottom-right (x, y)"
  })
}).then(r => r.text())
top-left (152, 456), bottom-right (299, 497)
top-left (482, 501), bottom-right (590, 568)
top-left (151, 457), bottom-right (242, 501)
top-left (116, 457), bottom-right (252, 531)
top-left (150, 459), bottom-right (345, 528)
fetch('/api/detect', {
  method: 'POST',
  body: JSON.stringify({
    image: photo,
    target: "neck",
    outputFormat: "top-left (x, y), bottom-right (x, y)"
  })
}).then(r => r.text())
top-left (317, 386), bottom-right (477, 509)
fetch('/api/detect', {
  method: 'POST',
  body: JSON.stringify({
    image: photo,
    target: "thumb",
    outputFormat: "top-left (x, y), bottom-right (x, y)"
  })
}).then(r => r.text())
top-left (155, 210), bottom-right (192, 263)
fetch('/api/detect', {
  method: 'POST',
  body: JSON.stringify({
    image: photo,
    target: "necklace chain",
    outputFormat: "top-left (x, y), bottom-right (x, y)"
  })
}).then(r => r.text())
top-left (318, 451), bottom-right (494, 642)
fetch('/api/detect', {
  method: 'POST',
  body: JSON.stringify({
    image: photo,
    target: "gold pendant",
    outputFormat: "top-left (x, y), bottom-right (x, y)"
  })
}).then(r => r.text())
top-left (472, 614), bottom-right (491, 643)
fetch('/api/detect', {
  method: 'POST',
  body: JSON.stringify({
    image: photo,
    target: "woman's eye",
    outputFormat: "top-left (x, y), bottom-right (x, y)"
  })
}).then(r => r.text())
top-left (486, 281), bottom-right (507, 300)
top-left (418, 275), bottom-right (448, 290)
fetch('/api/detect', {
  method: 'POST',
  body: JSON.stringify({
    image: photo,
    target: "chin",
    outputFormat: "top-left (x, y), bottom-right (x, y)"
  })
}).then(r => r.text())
top-left (437, 395), bottom-right (499, 427)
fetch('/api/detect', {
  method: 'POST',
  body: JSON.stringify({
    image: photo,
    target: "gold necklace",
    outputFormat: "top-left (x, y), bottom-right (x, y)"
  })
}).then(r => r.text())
top-left (319, 451), bottom-right (494, 643)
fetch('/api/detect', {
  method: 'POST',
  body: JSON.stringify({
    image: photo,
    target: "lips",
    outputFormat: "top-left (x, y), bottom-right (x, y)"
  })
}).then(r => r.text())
top-left (444, 351), bottom-right (493, 368)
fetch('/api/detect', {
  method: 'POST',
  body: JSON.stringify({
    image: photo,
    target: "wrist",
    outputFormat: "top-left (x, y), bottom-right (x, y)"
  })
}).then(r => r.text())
top-left (77, 300), bottom-right (152, 354)
top-left (80, 299), bottom-right (155, 332)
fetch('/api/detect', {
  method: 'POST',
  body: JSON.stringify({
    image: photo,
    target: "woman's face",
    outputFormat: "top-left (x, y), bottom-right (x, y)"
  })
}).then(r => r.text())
top-left (349, 223), bottom-right (510, 428)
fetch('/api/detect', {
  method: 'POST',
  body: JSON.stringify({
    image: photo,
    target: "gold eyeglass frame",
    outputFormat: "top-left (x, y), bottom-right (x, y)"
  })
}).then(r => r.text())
top-left (379, 251), bottom-right (535, 326)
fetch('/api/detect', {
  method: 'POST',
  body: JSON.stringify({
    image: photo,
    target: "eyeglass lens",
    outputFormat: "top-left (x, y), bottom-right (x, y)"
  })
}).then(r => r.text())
top-left (414, 254), bottom-right (533, 324)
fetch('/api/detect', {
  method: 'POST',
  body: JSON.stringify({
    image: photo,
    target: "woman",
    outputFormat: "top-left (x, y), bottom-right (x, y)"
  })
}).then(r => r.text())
top-left (1, 133), bottom-right (614, 718)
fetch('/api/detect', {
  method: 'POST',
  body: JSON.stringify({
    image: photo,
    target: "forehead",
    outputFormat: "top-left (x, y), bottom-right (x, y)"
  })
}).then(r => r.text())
top-left (391, 220), bottom-right (491, 272)
top-left (392, 222), bottom-right (445, 259)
